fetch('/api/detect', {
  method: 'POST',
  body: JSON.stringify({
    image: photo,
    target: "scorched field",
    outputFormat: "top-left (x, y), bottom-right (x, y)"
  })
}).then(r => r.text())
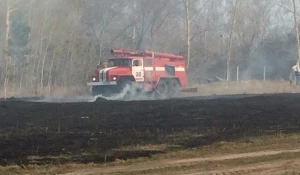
top-left (1, 94), bottom-right (300, 174)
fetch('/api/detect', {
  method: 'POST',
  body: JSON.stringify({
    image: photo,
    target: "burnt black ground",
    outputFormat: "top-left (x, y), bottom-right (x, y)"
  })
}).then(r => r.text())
top-left (0, 93), bottom-right (300, 165)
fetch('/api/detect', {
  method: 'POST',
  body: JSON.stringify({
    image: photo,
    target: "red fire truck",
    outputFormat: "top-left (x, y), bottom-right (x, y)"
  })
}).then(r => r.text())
top-left (87, 49), bottom-right (187, 99)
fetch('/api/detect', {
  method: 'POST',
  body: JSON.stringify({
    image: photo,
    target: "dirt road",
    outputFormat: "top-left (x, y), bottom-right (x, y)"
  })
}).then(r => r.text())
top-left (62, 148), bottom-right (300, 175)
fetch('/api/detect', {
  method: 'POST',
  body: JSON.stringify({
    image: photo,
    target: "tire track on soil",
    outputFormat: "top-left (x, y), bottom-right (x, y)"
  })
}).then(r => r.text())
top-left (184, 160), bottom-right (300, 175)
top-left (61, 148), bottom-right (300, 175)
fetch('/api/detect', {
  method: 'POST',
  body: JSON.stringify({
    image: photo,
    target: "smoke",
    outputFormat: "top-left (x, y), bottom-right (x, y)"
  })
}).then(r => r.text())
top-left (103, 83), bottom-right (158, 101)
top-left (28, 95), bottom-right (99, 103)
top-left (26, 83), bottom-right (162, 103)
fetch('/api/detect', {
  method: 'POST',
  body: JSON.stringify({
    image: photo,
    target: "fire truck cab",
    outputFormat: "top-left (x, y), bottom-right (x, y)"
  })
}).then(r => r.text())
top-left (87, 49), bottom-right (187, 99)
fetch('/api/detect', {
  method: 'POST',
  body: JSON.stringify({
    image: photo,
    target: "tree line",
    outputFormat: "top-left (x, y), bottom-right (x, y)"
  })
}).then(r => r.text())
top-left (0, 0), bottom-right (299, 97)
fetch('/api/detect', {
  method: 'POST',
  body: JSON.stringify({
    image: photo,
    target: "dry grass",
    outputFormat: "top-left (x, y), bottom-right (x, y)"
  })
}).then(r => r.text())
top-left (286, 172), bottom-right (300, 175)
top-left (2, 133), bottom-right (300, 175)
top-left (0, 85), bottom-right (90, 98)
top-left (150, 133), bottom-right (300, 160)
top-left (119, 152), bottom-right (300, 175)
top-left (181, 79), bottom-right (300, 97)
top-left (0, 163), bottom-right (98, 175)
top-left (1, 80), bottom-right (299, 99)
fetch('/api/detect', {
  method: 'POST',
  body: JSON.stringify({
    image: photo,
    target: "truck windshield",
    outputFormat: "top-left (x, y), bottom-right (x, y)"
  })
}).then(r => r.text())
top-left (108, 59), bottom-right (131, 67)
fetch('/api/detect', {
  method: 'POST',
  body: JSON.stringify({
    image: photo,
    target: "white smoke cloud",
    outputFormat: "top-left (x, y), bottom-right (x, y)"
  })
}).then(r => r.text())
top-left (26, 83), bottom-right (165, 103)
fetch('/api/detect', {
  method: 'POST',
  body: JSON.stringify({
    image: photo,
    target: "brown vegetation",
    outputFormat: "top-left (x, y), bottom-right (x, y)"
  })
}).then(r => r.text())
top-left (0, 0), bottom-right (299, 98)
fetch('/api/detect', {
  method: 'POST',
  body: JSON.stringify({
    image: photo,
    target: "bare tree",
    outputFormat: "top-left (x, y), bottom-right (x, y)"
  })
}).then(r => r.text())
top-left (227, 0), bottom-right (239, 82)
top-left (3, 0), bottom-right (23, 98)
top-left (0, 0), bottom-right (298, 97)
top-left (183, 0), bottom-right (191, 68)
top-left (292, 0), bottom-right (300, 67)
top-left (40, 19), bottom-right (55, 94)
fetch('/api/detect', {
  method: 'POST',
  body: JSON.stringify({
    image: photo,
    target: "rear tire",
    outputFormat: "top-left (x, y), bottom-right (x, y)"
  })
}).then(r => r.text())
top-left (155, 80), bottom-right (169, 99)
top-left (155, 79), bottom-right (181, 99)
top-left (167, 79), bottom-right (181, 98)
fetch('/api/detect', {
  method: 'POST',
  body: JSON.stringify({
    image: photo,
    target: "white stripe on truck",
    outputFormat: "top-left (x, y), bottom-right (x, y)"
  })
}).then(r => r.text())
top-left (154, 67), bottom-right (185, 72)
top-left (144, 67), bottom-right (154, 71)
top-left (101, 67), bottom-right (116, 82)
top-left (155, 67), bottom-right (165, 71)
top-left (175, 67), bottom-right (185, 71)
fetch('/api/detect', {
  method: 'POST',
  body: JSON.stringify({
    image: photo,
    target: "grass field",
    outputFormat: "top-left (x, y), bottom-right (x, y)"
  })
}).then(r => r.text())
top-left (1, 80), bottom-right (299, 98)
top-left (182, 80), bottom-right (300, 97)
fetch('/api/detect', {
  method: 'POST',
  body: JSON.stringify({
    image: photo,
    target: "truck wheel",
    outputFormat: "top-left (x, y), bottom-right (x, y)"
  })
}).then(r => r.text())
top-left (155, 80), bottom-right (169, 99)
top-left (167, 79), bottom-right (181, 98)
top-left (117, 79), bottom-right (135, 100)
top-left (118, 80), bottom-right (132, 92)
top-left (92, 86), bottom-right (114, 97)
top-left (92, 86), bottom-right (101, 96)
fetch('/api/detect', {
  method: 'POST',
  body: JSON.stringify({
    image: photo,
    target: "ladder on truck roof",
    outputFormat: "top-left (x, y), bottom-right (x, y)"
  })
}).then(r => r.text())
top-left (110, 49), bottom-right (183, 60)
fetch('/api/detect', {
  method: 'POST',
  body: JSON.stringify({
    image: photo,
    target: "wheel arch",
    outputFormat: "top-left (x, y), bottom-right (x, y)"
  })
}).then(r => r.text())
top-left (117, 75), bottom-right (135, 83)
top-left (156, 77), bottom-right (182, 87)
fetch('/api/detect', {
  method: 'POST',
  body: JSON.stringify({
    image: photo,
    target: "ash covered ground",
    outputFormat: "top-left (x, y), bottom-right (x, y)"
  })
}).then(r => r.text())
top-left (0, 93), bottom-right (300, 166)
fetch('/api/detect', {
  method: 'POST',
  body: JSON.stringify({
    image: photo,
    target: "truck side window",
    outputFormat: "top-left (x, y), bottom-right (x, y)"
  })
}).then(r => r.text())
top-left (133, 60), bottom-right (142, 66)
top-left (165, 65), bottom-right (175, 76)
top-left (133, 60), bottom-right (139, 66)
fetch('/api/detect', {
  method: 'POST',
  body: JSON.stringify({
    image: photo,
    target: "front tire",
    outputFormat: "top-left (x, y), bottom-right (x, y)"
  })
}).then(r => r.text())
top-left (117, 79), bottom-right (137, 100)
top-left (92, 85), bottom-right (116, 97)
top-left (92, 86), bottom-right (101, 96)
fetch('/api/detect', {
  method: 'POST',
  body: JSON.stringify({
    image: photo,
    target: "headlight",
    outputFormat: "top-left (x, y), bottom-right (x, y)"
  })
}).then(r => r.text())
top-left (113, 77), bottom-right (117, 81)
top-left (92, 77), bottom-right (96, 81)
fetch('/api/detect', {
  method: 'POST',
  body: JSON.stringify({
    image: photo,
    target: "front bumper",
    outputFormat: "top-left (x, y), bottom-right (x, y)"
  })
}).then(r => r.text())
top-left (87, 81), bottom-right (117, 86)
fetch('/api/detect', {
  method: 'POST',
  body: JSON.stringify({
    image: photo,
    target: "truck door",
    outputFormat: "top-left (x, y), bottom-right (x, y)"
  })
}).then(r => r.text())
top-left (132, 59), bottom-right (144, 82)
